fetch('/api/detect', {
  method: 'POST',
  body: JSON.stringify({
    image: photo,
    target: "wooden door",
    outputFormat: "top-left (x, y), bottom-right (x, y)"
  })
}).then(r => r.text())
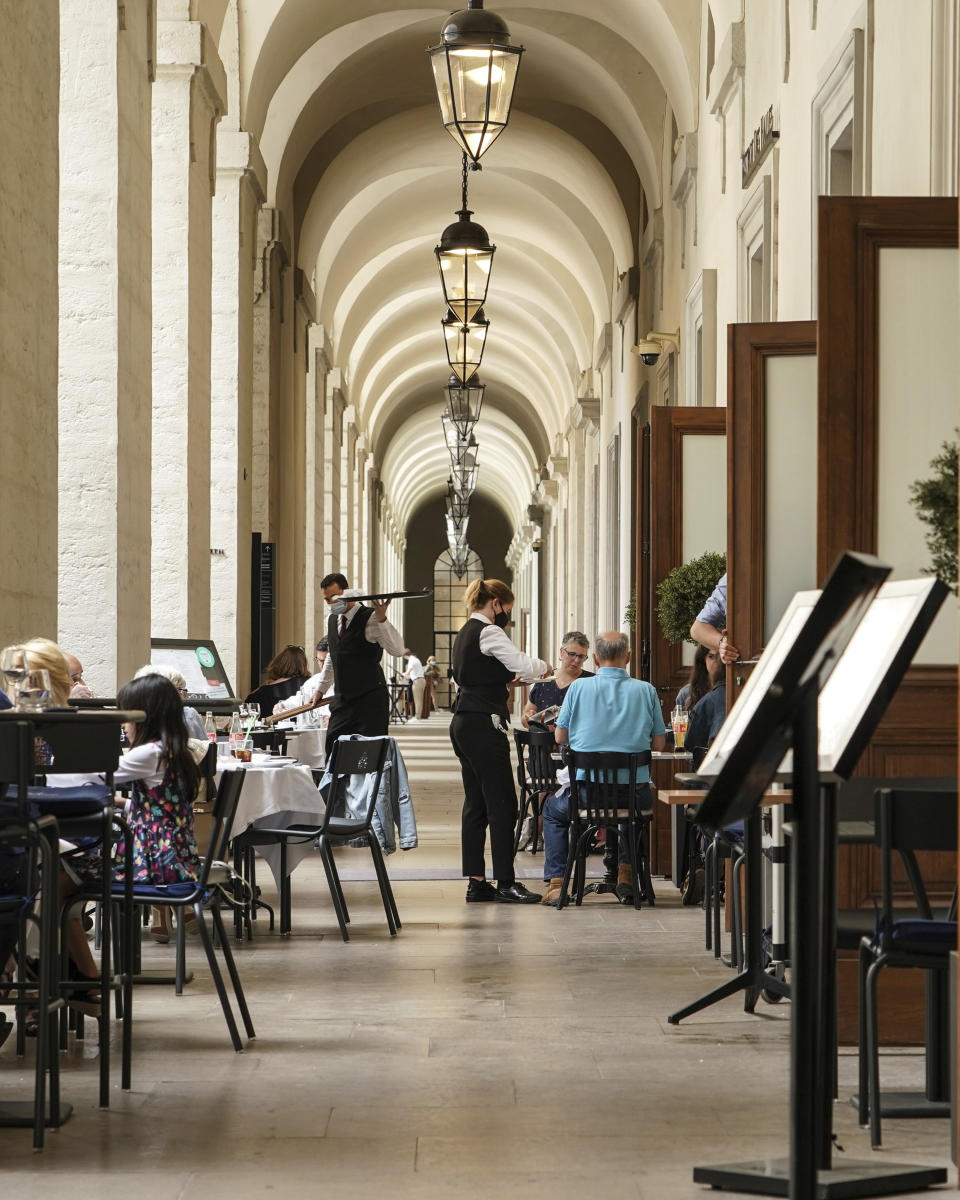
top-left (817, 196), bottom-right (958, 1043)
top-left (726, 321), bottom-right (818, 707)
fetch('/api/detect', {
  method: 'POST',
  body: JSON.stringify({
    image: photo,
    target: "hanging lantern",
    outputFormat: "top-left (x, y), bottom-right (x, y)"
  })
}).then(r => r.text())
top-left (445, 372), bottom-right (484, 438)
top-left (443, 308), bottom-right (488, 382)
top-left (435, 156), bottom-right (495, 322)
top-left (428, 0), bottom-right (524, 164)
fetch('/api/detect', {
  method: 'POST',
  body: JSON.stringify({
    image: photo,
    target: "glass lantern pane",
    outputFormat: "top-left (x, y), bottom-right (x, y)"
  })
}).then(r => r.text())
top-left (430, 52), bottom-right (455, 124)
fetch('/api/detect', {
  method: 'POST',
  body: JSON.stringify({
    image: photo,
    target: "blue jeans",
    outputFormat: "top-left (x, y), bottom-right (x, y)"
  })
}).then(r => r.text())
top-left (542, 783), bottom-right (651, 881)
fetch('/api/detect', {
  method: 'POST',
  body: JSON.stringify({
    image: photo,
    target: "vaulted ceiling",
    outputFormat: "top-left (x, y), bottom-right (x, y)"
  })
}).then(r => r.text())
top-left (199, 0), bottom-right (700, 529)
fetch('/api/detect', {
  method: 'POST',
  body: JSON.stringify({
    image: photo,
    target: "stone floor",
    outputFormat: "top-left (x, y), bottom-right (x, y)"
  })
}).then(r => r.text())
top-left (1, 715), bottom-right (955, 1197)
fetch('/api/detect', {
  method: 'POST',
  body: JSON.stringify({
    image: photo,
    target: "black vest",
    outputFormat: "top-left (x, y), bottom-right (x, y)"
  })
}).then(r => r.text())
top-left (327, 605), bottom-right (386, 701)
top-left (452, 617), bottom-right (513, 717)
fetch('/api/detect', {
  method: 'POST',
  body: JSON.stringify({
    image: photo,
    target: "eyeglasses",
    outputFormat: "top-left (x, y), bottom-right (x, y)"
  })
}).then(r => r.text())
top-left (561, 648), bottom-right (588, 661)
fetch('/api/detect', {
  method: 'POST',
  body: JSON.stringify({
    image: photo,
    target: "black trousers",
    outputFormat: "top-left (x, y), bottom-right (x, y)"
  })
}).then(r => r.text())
top-left (326, 688), bottom-right (390, 758)
top-left (450, 711), bottom-right (518, 883)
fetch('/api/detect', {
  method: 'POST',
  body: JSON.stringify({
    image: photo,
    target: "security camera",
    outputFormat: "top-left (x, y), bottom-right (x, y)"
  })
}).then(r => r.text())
top-left (531, 538), bottom-right (544, 553)
top-left (631, 330), bottom-right (680, 367)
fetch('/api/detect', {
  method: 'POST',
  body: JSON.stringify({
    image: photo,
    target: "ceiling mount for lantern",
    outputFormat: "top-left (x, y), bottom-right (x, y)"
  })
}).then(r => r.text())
top-left (428, 0), bottom-right (524, 165)
top-left (443, 307), bottom-right (489, 382)
top-left (435, 154), bottom-right (495, 322)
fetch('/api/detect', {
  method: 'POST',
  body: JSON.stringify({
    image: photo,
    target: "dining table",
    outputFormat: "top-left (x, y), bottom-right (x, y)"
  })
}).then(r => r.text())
top-left (217, 752), bottom-right (326, 887)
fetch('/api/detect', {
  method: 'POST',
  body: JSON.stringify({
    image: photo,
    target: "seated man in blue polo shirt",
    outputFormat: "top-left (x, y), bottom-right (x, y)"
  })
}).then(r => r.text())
top-left (541, 631), bottom-right (665, 906)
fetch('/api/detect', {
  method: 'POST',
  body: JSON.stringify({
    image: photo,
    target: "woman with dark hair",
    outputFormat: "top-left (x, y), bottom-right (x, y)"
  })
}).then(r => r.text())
top-left (113, 674), bottom-right (203, 888)
top-left (245, 644), bottom-right (311, 716)
top-left (675, 643), bottom-right (712, 713)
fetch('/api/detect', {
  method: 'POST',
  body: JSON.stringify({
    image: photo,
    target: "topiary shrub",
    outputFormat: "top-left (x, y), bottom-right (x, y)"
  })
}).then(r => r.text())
top-left (656, 551), bottom-right (726, 645)
top-left (909, 436), bottom-right (958, 596)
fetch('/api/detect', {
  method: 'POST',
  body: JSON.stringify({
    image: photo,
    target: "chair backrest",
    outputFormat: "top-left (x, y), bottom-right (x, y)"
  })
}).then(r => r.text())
top-left (196, 741), bottom-right (217, 804)
top-left (525, 729), bottom-right (557, 792)
top-left (876, 787), bottom-right (959, 944)
top-left (322, 737), bottom-right (391, 832)
top-left (197, 768), bottom-right (246, 888)
top-left (566, 749), bottom-right (648, 822)
top-left (35, 718), bottom-right (122, 782)
top-left (838, 775), bottom-right (955, 823)
top-left (0, 721), bottom-right (34, 821)
top-left (513, 729), bottom-right (531, 789)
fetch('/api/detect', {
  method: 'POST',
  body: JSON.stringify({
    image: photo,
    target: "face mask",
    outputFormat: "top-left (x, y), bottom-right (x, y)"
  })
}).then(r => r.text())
top-left (493, 608), bottom-right (510, 629)
top-left (329, 598), bottom-right (347, 617)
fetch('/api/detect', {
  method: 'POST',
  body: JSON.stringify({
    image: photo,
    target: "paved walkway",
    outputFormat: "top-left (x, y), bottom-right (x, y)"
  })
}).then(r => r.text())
top-left (1, 714), bottom-right (953, 1196)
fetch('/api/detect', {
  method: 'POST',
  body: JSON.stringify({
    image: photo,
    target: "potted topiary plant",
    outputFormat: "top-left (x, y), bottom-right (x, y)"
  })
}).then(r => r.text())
top-left (656, 551), bottom-right (726, 644)
top-left (909, 436), bottom-right (958, 596)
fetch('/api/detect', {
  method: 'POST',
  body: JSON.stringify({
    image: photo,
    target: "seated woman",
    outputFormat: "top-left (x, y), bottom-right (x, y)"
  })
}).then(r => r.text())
top-left (674, 642), bottom-right (711, 714)
top-left (245, 645), bottom-right (310, 717)
top-left (521, 631), bottom-right (593, 729)
top-left (273, 639), bottom-right (333, 727)
top-left (134, 662), bottom-right (206, 739)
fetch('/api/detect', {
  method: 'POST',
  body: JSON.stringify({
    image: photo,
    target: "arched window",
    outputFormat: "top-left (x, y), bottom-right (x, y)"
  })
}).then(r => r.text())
top-left (433, 548), bottom-right (483, 709)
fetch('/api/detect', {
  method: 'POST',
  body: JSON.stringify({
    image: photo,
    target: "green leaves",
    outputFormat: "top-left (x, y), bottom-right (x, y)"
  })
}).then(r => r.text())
top-left (656, 551), bottom-right (726, 645)
top-left (909, 437), bottom-right (958, 596)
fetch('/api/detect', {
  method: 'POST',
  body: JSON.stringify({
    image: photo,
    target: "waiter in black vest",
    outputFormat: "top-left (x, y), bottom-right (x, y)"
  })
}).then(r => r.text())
top-left (316, 572), bottom-right (406, 751)
top-left (451, 577), bottom-right (552, 904)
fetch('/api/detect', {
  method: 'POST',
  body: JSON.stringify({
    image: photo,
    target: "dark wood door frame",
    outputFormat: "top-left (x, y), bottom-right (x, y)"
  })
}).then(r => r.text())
top-left (726, 320), bottom-right (817, 705)
top-left (649, 406), bottom-right (727, 714)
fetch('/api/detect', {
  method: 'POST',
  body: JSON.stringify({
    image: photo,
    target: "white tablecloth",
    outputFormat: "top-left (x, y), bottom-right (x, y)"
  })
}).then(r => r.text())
top-left (218, 759), bottom-right (326, 887)
top-left (282, 727), bottom-right (326, 768)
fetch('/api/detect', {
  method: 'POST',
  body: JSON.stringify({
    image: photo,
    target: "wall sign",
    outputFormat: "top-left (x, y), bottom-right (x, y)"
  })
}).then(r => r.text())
top-left (742, 105), bottom-right (780, 187)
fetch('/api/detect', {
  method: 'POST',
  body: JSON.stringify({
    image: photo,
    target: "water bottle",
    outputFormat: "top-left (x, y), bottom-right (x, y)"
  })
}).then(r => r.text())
top-left (204, 712), bottom-right (216, 743)
top-left (229, 710), bottom-right (243, 755)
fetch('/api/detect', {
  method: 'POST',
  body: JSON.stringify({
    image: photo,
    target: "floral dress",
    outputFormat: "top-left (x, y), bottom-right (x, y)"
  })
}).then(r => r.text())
top-left (116, 753), bottom-right (200, 885)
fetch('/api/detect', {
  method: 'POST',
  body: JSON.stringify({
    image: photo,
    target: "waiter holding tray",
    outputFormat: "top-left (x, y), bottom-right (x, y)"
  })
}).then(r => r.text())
top-left (315, 572), bottom-right (407, 751)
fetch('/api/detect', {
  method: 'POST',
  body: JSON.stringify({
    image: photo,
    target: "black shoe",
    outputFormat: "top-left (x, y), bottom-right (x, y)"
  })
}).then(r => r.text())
top-left (465, 878), bottom-right (499, 903)
top-left (615, 881), bottom-right (635, 903)
top-left (496, 881), bottom-right (542, 904)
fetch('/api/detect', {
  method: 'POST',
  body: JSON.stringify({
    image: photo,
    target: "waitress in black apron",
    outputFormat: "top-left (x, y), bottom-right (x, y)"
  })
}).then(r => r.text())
top-left (450, 578), bottom-right (551, 904)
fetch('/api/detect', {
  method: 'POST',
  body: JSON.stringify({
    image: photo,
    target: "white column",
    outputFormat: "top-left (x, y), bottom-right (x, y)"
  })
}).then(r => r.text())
top-left (209, 129), bottom-right (266, 690)
top-left (151, 14), bottom-right (226, 638)
top-left (303, 325), bottom-right (330, 655)
top-left (323, 373), bottom-right (345, 573)
top-left (57, 0), bottom-right (153, 691)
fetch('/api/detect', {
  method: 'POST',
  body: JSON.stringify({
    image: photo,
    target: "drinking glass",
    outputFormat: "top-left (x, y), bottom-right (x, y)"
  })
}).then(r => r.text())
top-left (16, 668), bottom-right (51, 712)
top-left (1, 646), bottom-right (29, 705)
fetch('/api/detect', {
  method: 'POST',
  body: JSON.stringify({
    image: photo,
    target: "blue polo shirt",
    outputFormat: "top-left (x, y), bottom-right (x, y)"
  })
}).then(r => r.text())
top-left (555, 667), bottom-right (665, 783)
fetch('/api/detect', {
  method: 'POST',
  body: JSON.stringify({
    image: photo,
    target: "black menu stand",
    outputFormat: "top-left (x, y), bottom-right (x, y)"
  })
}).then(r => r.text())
top-left (680, 555), bottom-right (949, 1199)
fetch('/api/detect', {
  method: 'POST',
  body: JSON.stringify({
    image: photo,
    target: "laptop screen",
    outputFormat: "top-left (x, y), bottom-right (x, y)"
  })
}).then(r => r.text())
top-left (148, 638), bottom-right (234, 701)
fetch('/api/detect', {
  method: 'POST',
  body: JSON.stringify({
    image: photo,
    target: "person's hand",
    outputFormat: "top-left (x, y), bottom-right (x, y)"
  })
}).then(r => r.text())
top-left (538, 664), bottom-right (554, 679)
top-left (371, 596), bottom-right (391, 622)
top-left (521, 710), bottom-right (531, 728)
top-left (718, 631), bottom-right (740, 664)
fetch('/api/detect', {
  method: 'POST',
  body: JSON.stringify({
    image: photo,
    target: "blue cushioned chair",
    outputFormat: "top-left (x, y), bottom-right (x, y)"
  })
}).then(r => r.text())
top-left (0, 719), bottom-right (64, 1148)
top-left (858, 786), bottom-right (958, 1148)
top-left (82, 765), bottom-right (254, 1052)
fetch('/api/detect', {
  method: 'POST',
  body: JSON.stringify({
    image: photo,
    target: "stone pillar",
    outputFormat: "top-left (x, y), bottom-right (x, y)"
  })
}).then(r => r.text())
top-left (341, 409), bottom-right (358, 579)
top-left (57, 0), bottom-right (153, 691)
top-left (209, 128), bottom-right (266, 691)
top-left (2, 0), bottom-right (58, 646)
top-left (322, 373), bottom-right (345, 573)
top-left (303, 325), bottom-right (331, 656)
top-left (151, 11), bottom-right (226, 638)
top-left (251, 207), bottom-right (289, 543)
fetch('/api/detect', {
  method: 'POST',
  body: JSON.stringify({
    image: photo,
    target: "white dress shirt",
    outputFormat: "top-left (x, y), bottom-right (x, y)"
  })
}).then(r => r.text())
top-left (400, 654), bottom-right (424, 681)
top-left (314, 603), bottom-right (405, 696)
top-left (471, 612), bottom-right (549, 682)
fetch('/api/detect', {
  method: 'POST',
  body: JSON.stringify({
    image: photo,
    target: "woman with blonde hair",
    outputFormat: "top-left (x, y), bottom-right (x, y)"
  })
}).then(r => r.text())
top-left (0, 637), bottom-right (73, 707)
top-left (450, 579), bottom-right (551, 904)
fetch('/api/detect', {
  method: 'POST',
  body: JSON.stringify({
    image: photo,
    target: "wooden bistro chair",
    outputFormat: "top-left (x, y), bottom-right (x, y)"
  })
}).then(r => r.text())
top-left (556, 750), bottom-right (654, 912)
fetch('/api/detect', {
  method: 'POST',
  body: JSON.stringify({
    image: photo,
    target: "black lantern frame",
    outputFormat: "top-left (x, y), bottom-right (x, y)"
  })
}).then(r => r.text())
top-left (428, 0), bottom-right (524, 165)
top-left (446, 372), bottom-right (484, 438)
top-left (443, 307), bottom-right (489, 382)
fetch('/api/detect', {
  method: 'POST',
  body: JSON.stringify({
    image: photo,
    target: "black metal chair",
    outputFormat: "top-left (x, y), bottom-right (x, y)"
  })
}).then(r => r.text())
top-left (99, 766), bottom-right (254, 1051)
top-left (0, 719), bottom-right (64, 1148)
top-left (237, 737), bottom-right (400, 942)
top-left (556, 750), bottom-right (654, 912)
top-left (512, 728), bottom-right (556, 854)
top-left (857, 786), bottom-right (958, 1148)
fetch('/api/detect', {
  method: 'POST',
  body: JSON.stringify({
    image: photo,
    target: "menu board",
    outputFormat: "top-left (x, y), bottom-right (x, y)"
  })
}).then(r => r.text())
top-left (149, 639), bottom-right (234, 700)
